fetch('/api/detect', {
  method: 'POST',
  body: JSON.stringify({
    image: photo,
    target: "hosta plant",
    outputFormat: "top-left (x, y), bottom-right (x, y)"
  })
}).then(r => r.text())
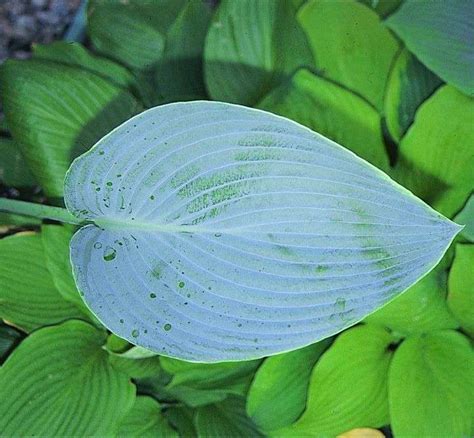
top-left (0, 0), bottom-right (472, 436)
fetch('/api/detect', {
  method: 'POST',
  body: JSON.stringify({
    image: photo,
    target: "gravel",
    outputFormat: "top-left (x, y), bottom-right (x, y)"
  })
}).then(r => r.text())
top-left (0, 0), bottom-right (81, 64)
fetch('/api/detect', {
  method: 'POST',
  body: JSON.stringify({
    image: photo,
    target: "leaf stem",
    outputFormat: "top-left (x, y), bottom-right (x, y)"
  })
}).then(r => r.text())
top-left (0, 198), bottom-right (85, 225)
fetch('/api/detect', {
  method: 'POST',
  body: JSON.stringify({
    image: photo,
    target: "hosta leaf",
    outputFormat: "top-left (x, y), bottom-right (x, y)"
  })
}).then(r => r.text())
top-left (118, 396), bottom-right (178, 437)
top-left (165, 406), bottom-right (197, 438)
top-left (454, 194), bottom-right (474, 242)
top-left (298, 0), bottom-right (399, 111)
top-left (32, 41), bottom-right (138, 92)
top-left (195, 397), bottom-right (263, 438)
top-left (384, 48), bottom-right (442, 143)
top-left (448, 244), bottom-right (474, 337)
top-left (160, 356), bottom-right (260, 407)
top-left (204, 0), bottom-right (312, 105)
top-left (41, 224), bottom-right (94, 318)
top-left (108, 350), bottom-right (162, 379)
top-left (87, 0), bottom-right (175, 70)
top-left (87, 0), bottom-right (211, 105)
top-left (0, 320), bottom-right (135, 436)
top-left (389, 330), bottom-right (474, 437)
top-left (0, 59), bottom-right (140, 197)
top-left (365, 263), bottom-right (458, 334)
top-left (0, 137), bottom-right (35, 187)
top-left (152, 0), bottom-right (212, 103)
top-left (0, 322), bottom-right (23, 363)
top-left (247, 339), bottom-right (331, 431)
top-left (65, 101), bottom-right (460, 362)
top-left (386, 0), bottom-right (474, 96)
top-left (394, 85), bottom-right (474, 217)
top-left (160, 357), bottom-right (260, 389)
top-left (0, 233), bottom-right (83, 332)
top-left (279, 325), bottom-right (393, 436)
top-left (258, 68), bottom-right (389, 170)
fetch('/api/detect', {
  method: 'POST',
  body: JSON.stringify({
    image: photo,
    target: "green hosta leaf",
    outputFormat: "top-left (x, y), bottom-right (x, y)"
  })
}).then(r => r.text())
top-left (366, 264), bottom-right (458, 335)
top-left (258, 68), bottom-right (389, 170)
top-left (448, 244), bottom-right (474, 336)
top-left (118, 396), bottom-right (178, 437)
top-left (384, 48), bottom-right (442, 143)
top-left (394, 85), bottom-right (474, 217)
top-left (298, 0), bottom-right (399, 111)
top-left (87, 0), bottom-right (211, 105)
top-left (279, 325), bottom-right (393, 436)
top-left (389, 330), bottom-right (474, 437)
top-left (0, 137), bottom-right (35, 187)
top-left (65, 101), bottom-right (460, 362)
top-left (105, 338), bottom-right (162, 379)
top-left (41, 224), bottom-right (94, 318)
top-left (0, 59), bottom-right (140, 197)
top-left (160, 356), bottom-right (260, 407)
top-left (152, 0), bottom-right (212, 103)
top-left (0, 233), bottom-right (83, 331)
top-left (165, 406), bottom-right (197, 438)
top-left (454, 194), bottom-right (474, 242)
top-left (87, 0), bottom-right (174, 70)
top-left (0, 322), bottom-right (23, 363)
top-left (32, 41), bottom-right (138, 92)
top-left (204, 0), bottom-right (312, 105)
top-left (386, 0), bottom-right (474, 96)
top-left (0, 320), bottom-right (135, 436)
top-left (247, 339), bottom-right (331, 431)
top-left (195, 397), bottom-right (263, 438)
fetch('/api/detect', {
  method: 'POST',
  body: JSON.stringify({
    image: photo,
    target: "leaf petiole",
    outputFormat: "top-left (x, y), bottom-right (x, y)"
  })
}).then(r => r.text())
top-left (0, 198), bottom-right (85, 226)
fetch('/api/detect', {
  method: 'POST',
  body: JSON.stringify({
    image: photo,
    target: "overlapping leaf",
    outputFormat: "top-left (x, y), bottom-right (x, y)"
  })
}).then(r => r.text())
top-left (389, 330), bottom-right (474, 437)
top-left (64, 101), bottom-right (460, 362)
top-left (0, 233), bottom-right (83, 331)
top-left (0, 320), bottom-right (135, 436)
top-left (298, 0), bottom-right (399, 111)
top-left (279, 325), bottom-right (393, 436)
top-left (386, 0), bottom-right (474, 96)
top-left (384, 48), bottom-right (442, 143)
top-left (447, 244), bottom-right (474, 336)
top-left (366, 263), bottom-right (458, 334)
top-left (394, 85), bottom-right (474, 217)
top-left (87, 0), bottom-right (211, 104)
top-left (258, 69), bottom-right (389, 170)
top-left (247, 339), bottom-right (331, 431)
top-left (195, 397), bottom-right (263, 438)
top-left (0, 60), bottom-right (141, 197)
top-left (204, 0), bottom-right (312, 105)
top-left (117, 396), bottom-right (178, 437)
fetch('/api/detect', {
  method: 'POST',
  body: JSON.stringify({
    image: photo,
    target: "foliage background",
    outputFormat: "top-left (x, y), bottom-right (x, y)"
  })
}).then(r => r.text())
top-left (0, 0), bottom-right (473, 436)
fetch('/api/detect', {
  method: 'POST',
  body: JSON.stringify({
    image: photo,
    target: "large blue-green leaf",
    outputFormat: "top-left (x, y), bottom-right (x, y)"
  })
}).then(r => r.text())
top-left (386, 0), bottom-right (474, 96)
top-left (65, 101), bottom-right (460, 362)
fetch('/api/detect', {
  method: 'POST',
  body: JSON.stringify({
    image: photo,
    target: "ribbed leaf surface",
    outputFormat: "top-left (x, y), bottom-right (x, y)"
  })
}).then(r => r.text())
top-left (65, 101), bottom-right (460, 362)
